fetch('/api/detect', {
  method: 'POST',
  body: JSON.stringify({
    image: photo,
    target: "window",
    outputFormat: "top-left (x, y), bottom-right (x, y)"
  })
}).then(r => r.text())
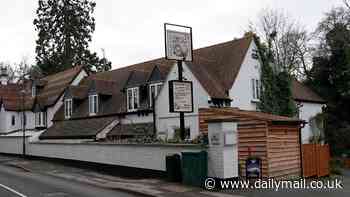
top-left (251, 78), bottom-right (261, 100)
top-left (35, 112), bottom-right (46, 128)
top-left (149, 83), bottom-right (163, 107)
top-left (252, 49), bottom-right (259, 59)
top-left (64, 99), bottom-right (73, 119)
top-left (11, 115), bottom-right (15, 126)
top-left (32, 85), bottom-right (36, 97)
top-left (89, 94), bottom-right (99, 115)
top-left (127, 87), bottom-right (139, 112)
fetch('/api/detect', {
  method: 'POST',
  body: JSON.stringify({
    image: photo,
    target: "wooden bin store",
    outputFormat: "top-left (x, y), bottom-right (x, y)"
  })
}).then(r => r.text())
top-left (199, 107), bottom-right (304, 178)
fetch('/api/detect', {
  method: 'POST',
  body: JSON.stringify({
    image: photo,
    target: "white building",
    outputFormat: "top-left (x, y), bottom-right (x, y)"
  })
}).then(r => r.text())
top-left (0, 66), bottom-right (88, 135)
top-left (38, 34), bottom-right (325, 144)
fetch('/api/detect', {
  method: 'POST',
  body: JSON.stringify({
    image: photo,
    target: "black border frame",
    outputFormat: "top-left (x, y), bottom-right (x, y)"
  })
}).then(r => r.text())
top-left (164, 23), bottom-right (193, 62)
top-left (168, 80), bottom-right (194, 113)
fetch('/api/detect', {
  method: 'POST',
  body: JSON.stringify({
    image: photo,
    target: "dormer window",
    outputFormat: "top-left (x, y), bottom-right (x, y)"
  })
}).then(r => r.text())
top-left (35, 111), bottom-right (47, 128)
top-left (64, 99), bottom-right (73, 119)
top-left (127, 87), bottom-right (139, 112)
top-left (32, 85), bottom-right (36, 97)
top-left (149, 83), bottom-right (162, 107)
top-left (89, 94), bottom-right (99, 116)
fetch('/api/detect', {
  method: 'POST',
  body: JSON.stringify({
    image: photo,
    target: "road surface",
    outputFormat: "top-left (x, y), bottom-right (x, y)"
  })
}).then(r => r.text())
top-left (0, 164), bottom-right (138, 197)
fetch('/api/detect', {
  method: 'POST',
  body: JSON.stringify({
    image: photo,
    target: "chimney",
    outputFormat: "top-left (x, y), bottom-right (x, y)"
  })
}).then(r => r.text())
top-left (0, 67), bottom-right (8, 85)
top-left (244, 31), bottom-right (255, 38)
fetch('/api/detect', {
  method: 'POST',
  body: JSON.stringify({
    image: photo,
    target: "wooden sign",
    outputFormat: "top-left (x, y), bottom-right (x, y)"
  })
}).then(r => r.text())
top-left (169, 80), bottom-right (194, 113)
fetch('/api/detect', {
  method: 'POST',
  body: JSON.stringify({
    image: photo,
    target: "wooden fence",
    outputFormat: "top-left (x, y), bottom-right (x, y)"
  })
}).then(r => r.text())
top-left (302, 144), bottom-right (330, 177)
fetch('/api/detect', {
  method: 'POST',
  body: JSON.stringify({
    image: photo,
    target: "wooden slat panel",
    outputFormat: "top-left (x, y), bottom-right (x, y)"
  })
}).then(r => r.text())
top-left (267, 125), bottom-right (301, 178)
top-left (199, 108), bottom-right (302, 178)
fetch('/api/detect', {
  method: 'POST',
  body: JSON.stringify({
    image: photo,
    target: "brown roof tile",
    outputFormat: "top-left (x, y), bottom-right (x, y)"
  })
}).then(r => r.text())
top-left (0, 82), bottom-right (34, 111)
top-left (36, 65), bottom-right (86, 107)
top-left (50, 35), bottom-right (325, 122)
top-left (292, 79), bottom-right (326, 104)
top-left (200, 107), bottom-right (302, 123)
top-left (40, 116), bottom-right (116, 139)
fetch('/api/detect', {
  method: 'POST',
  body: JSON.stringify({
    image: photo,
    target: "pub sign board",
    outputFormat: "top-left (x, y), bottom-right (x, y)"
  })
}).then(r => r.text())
top-left (164, 23), bottom-right (193, 62)
top-left (169, 80), bottom-right (194, 113)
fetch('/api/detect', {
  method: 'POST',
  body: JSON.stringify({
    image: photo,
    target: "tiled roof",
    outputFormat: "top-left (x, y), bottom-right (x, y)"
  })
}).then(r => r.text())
top-left (200, 107), bottom-right (302, 123)
top-left (0, 66), bottom-right (85, 111)
top-left (39, 116), bottom-right (116, 139)
top-left (36, 65), bottom-right (86, 107)
top-left (52, 34), bottom-right (326, 121)
top-left (0, 82), bottom-right (34, 111)
top-left (292, 79), bottom-right (326, 104)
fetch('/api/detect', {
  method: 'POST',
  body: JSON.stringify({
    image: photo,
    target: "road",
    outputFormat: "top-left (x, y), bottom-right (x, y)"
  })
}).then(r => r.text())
top-left (0, 164), bottom-right (138, 197)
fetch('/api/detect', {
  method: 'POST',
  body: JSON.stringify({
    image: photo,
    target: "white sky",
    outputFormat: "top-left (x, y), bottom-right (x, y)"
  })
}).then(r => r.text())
top-left (0, 0), bottom-right (344, 69)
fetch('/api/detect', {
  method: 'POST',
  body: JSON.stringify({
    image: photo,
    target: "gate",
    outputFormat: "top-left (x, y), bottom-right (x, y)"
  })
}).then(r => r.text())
top-left (302, 144), bottom-right (330, 177)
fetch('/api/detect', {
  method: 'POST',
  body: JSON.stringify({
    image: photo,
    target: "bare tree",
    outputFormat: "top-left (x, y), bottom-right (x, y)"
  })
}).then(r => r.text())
top-left (250, 9), bottom-right (312, 80)
top-left (0, 62), bottom-right (16, 82)
top-left (344, 0), bottom-right (350, 10)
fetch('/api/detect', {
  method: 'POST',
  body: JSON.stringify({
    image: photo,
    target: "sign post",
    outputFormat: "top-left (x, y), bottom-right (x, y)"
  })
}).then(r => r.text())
top-left (164, 23), bottom-right (193, 140)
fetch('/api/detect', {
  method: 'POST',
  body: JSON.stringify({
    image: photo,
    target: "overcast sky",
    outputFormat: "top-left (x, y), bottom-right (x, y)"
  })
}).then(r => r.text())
top-left (0, 0), bottom-right (344, 69)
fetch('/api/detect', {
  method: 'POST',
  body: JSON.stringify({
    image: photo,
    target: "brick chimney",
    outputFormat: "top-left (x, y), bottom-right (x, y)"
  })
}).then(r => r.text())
top-left (0, 67), bottom-right (9, 85)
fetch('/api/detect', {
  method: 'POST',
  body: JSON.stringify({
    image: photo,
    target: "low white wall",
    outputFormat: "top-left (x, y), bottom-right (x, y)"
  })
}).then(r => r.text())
top-left (0, 136), bottom-right (29, 154)
top-left (0, 136), bottom-right (203, 171)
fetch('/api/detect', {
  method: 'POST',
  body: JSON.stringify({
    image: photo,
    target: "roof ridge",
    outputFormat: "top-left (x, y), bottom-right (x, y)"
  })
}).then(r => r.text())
top-left (110, 36), bottom-right (251, 72)
top-left (194, 36), bottom-right (251, 52)
top-left (42, 65), bottom-right (83, 80)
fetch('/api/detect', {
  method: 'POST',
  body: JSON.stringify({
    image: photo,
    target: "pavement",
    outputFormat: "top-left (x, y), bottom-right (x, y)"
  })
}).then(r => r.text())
top-left (0, 154), bottom-right (348, 197)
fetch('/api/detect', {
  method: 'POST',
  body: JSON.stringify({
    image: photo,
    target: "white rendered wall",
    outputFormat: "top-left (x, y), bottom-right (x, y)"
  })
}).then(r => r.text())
top-left (155, 63), bottom-right (210, 139)
top-left (71, 69), bottom-right (88, 86)
top-left (0, 105), bottom-right (5, 132)
top-left (229, 40), bottom-right (261, 111)
top-left (298, 102), bottom-right (324, 144)
top-left (47, 95), bottom-right (63, 128)
top-left (0, 136), bottom-right (203, 171)
top-left (207, 121), bottom-right (238, 178)
top-left (121, 114), bottom-right (153, 124)
top-left (0, 105), bottom-right (35, 133)
top-left (0, 111), bottom-right (20, 133)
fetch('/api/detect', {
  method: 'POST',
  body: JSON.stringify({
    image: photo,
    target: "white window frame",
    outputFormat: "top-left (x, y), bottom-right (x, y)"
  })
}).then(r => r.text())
top-left (64, 99), bottom-right (73, 119)
top-left (251, 78), bottom-right (261, 101)
top-left (149, 83), bottom-right (163, 107)
top-left (89, 94), bottom-right (99, 116)
top-left (32, 85), bottom-right (36, 97)
top-left (127, 87), bottom-right (139, 112)
top-left (35, 111), bottom-right (46, 128)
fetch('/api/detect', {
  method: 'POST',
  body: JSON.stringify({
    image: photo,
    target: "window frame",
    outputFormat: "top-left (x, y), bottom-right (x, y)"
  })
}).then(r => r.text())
top-left (149, 82), bottom-right (163, 107)
top-left (251, 78), bottom-right (261, 101)
top-left (64, 99), bottom-right (73, 119)
top-left (127, 87), bottom-right (139, 112)
top-left (35, 111), bottom-right (47, 128)
top-left (32, 85), bottom-right (36, 97)
top-left (89, 94), bottom-right (99, 116)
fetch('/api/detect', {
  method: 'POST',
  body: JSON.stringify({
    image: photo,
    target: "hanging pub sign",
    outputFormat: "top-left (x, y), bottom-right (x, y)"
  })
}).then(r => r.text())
top-left (246, 157), bottom-right (262, 179)
top-left (164, 23), bottom-right (193, 62)
top-left (169, 80), bottom-right (194, 113)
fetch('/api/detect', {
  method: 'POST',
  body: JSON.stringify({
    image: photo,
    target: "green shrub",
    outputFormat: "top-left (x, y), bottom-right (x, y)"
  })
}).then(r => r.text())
top-left (330, 158), bottom-right (343, 175)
